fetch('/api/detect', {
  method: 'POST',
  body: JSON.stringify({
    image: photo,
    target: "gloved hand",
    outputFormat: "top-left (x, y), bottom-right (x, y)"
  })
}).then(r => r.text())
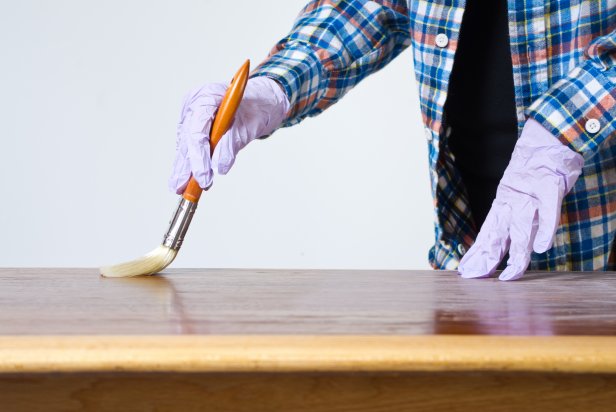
top-left (458, 118), bottom-right (584, 281)
top-left (169, 76), bottom-right (290, 193)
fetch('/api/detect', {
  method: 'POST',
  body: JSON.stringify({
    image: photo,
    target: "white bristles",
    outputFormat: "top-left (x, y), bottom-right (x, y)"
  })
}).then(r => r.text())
top-left (100, 245), bottom-right (178, 278)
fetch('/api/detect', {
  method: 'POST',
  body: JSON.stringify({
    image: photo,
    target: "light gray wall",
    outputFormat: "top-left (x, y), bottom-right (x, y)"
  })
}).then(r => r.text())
top-left (0, 1), bottom-right (433, 269)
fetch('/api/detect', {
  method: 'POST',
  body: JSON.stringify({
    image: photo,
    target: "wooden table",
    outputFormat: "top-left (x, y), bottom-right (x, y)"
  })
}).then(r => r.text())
top-left (1, 268), bottom-right (615, 411)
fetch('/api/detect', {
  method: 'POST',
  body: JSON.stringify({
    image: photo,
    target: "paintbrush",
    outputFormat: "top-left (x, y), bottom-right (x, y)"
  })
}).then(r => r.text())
top-left (100, 60), bottom-right (250, 278)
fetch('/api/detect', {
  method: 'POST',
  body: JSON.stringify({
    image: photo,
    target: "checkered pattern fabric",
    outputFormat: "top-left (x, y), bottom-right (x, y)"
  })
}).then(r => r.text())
top-left (252, 0), bottom-right (616, 271)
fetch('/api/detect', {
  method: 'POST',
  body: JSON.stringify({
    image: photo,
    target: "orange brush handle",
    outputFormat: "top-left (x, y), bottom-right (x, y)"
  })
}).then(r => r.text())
top-left (182, 59), bottom-right (251, 203)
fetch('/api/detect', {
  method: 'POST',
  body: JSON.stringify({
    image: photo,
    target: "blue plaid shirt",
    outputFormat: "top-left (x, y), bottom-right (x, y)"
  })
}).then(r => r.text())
top-left (252, 0), bottom-right (616, 271)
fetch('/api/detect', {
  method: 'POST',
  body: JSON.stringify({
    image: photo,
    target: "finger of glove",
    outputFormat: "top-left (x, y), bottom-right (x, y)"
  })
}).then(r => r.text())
top-left (169, 110), bottom-right (193, 194)
top-left (458, 202), bottom-right (512, 279)
top-left (184, 109), bottom-right (215, 190)
top-left (176, 91), bottom-right (201, 147)
top-left (533, 181), bottom-right (564, 253)
top-left (211, 117), bottom-right (250, 175)
top-left (177, 83), bottom-right (227, 145)
top-left (211, 131), bottom-right (235, 175)
top-left (168, 138), bottom-right (192, 194)
top-left (499, 199), bottom-right (538, 281)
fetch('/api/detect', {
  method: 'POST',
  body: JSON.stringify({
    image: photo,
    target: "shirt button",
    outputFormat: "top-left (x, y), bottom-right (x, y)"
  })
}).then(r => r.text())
top-left (424, 128), bottom-right (433, 142)
top-left (435, 33), bottom-right (449, 48)
top-left (585, 118), bottom-right (601, 134)
top-left (457, 244), bottom-right (466, 255)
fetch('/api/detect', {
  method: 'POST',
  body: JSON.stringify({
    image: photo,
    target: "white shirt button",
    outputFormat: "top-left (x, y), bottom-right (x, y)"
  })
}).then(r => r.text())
top-left (457, 244), bottom-right (466, 255)
top-left (424, 128), bottom-right (433, 142)
top-left (585, 118), bottom-right (601, 134)
top-left (435, 33), bottom-right (449, 48)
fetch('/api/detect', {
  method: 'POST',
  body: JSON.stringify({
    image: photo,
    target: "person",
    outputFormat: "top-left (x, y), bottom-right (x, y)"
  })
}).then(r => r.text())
top-left (169, 0), bottom-right (615, 281)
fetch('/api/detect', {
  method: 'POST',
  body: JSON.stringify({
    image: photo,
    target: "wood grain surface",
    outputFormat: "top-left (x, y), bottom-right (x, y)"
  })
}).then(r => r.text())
top-left (2, 372), bottom-right (616, 412)
top-left (1, 268), bottom-right (615, 336)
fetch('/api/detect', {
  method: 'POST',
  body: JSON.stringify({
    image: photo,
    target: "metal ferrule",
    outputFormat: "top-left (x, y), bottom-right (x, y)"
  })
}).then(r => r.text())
top-left (162, 198), bottom-right (198, 250)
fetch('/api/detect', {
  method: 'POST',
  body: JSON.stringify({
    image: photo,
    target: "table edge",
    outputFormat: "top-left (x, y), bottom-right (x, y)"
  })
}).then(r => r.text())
top-left (0, 335), bottom-right (615, 374)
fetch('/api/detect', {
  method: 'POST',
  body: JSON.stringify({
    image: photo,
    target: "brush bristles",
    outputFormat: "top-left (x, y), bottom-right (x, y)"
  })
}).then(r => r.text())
top-left (100, 245), bottom-right (178, 278)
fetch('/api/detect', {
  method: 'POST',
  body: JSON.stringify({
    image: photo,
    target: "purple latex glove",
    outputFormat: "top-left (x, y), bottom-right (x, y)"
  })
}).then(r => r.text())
top-left (458, 119), bottom-right (584, 281)
top-left (169, 77), bottom-right (290, 193)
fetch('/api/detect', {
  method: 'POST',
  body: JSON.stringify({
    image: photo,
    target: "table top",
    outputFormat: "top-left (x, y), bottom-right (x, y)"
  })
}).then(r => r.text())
top-left (2, 268), bottom-right (615, 336)
top-left (0, 268), bottom-right (615, 373)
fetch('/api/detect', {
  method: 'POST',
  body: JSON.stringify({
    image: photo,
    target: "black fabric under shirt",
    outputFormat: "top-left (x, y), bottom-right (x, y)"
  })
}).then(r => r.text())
top-left (444, 0), bottom-right (519, 230)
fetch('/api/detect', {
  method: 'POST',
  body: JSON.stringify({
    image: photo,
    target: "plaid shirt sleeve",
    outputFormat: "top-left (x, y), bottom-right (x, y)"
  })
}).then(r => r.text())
top-left (251, 0), bottom-right (411, 127)
top-left (527, 30), bottom-right (616, 155)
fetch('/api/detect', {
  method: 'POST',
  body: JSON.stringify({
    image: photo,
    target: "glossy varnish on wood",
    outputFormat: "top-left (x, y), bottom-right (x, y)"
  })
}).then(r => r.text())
top-left (0, 268), bottom-right (615, 336)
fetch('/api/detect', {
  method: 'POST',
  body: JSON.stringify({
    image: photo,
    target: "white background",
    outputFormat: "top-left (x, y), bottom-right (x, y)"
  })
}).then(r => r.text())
top-left (0, 1), bottom-right (433, 269)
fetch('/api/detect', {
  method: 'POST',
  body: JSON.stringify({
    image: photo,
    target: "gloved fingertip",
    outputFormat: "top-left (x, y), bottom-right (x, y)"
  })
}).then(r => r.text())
top-left (458, 261), bottom-right (493, 279)
top-left (457, 250), bottom-right (500, 279)
top-left (210, 132), bottom-right (237, 176)
top-left (190, 168), bottom-right (213, 191)
top-left (460, 270), bottom-right (492, 279)
top-left (202, 175), bottom-right (214, 191)
top-left (167, 181), bottom-right (178, 194)
top-left (168, 172), bottom-right (190, 195)
top-left (217, 158), bottom-right (235, 175)
top-left (498, 267), bottom-right (525, 281)
top-left (532, 238), bottom-right (552, 254)
top-left (170, 184), bottom-right (184, 195)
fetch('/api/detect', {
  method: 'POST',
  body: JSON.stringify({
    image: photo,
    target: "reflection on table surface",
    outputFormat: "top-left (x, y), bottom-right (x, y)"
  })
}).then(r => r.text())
top-left (0, 268), bottom-right (615, 336)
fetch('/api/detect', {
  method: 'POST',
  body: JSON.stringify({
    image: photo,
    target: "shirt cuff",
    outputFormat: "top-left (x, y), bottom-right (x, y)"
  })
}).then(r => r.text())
top-left (526, 61), bottom-right (616, 156)
top-left (251, 42), bottom-right (327, 127)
